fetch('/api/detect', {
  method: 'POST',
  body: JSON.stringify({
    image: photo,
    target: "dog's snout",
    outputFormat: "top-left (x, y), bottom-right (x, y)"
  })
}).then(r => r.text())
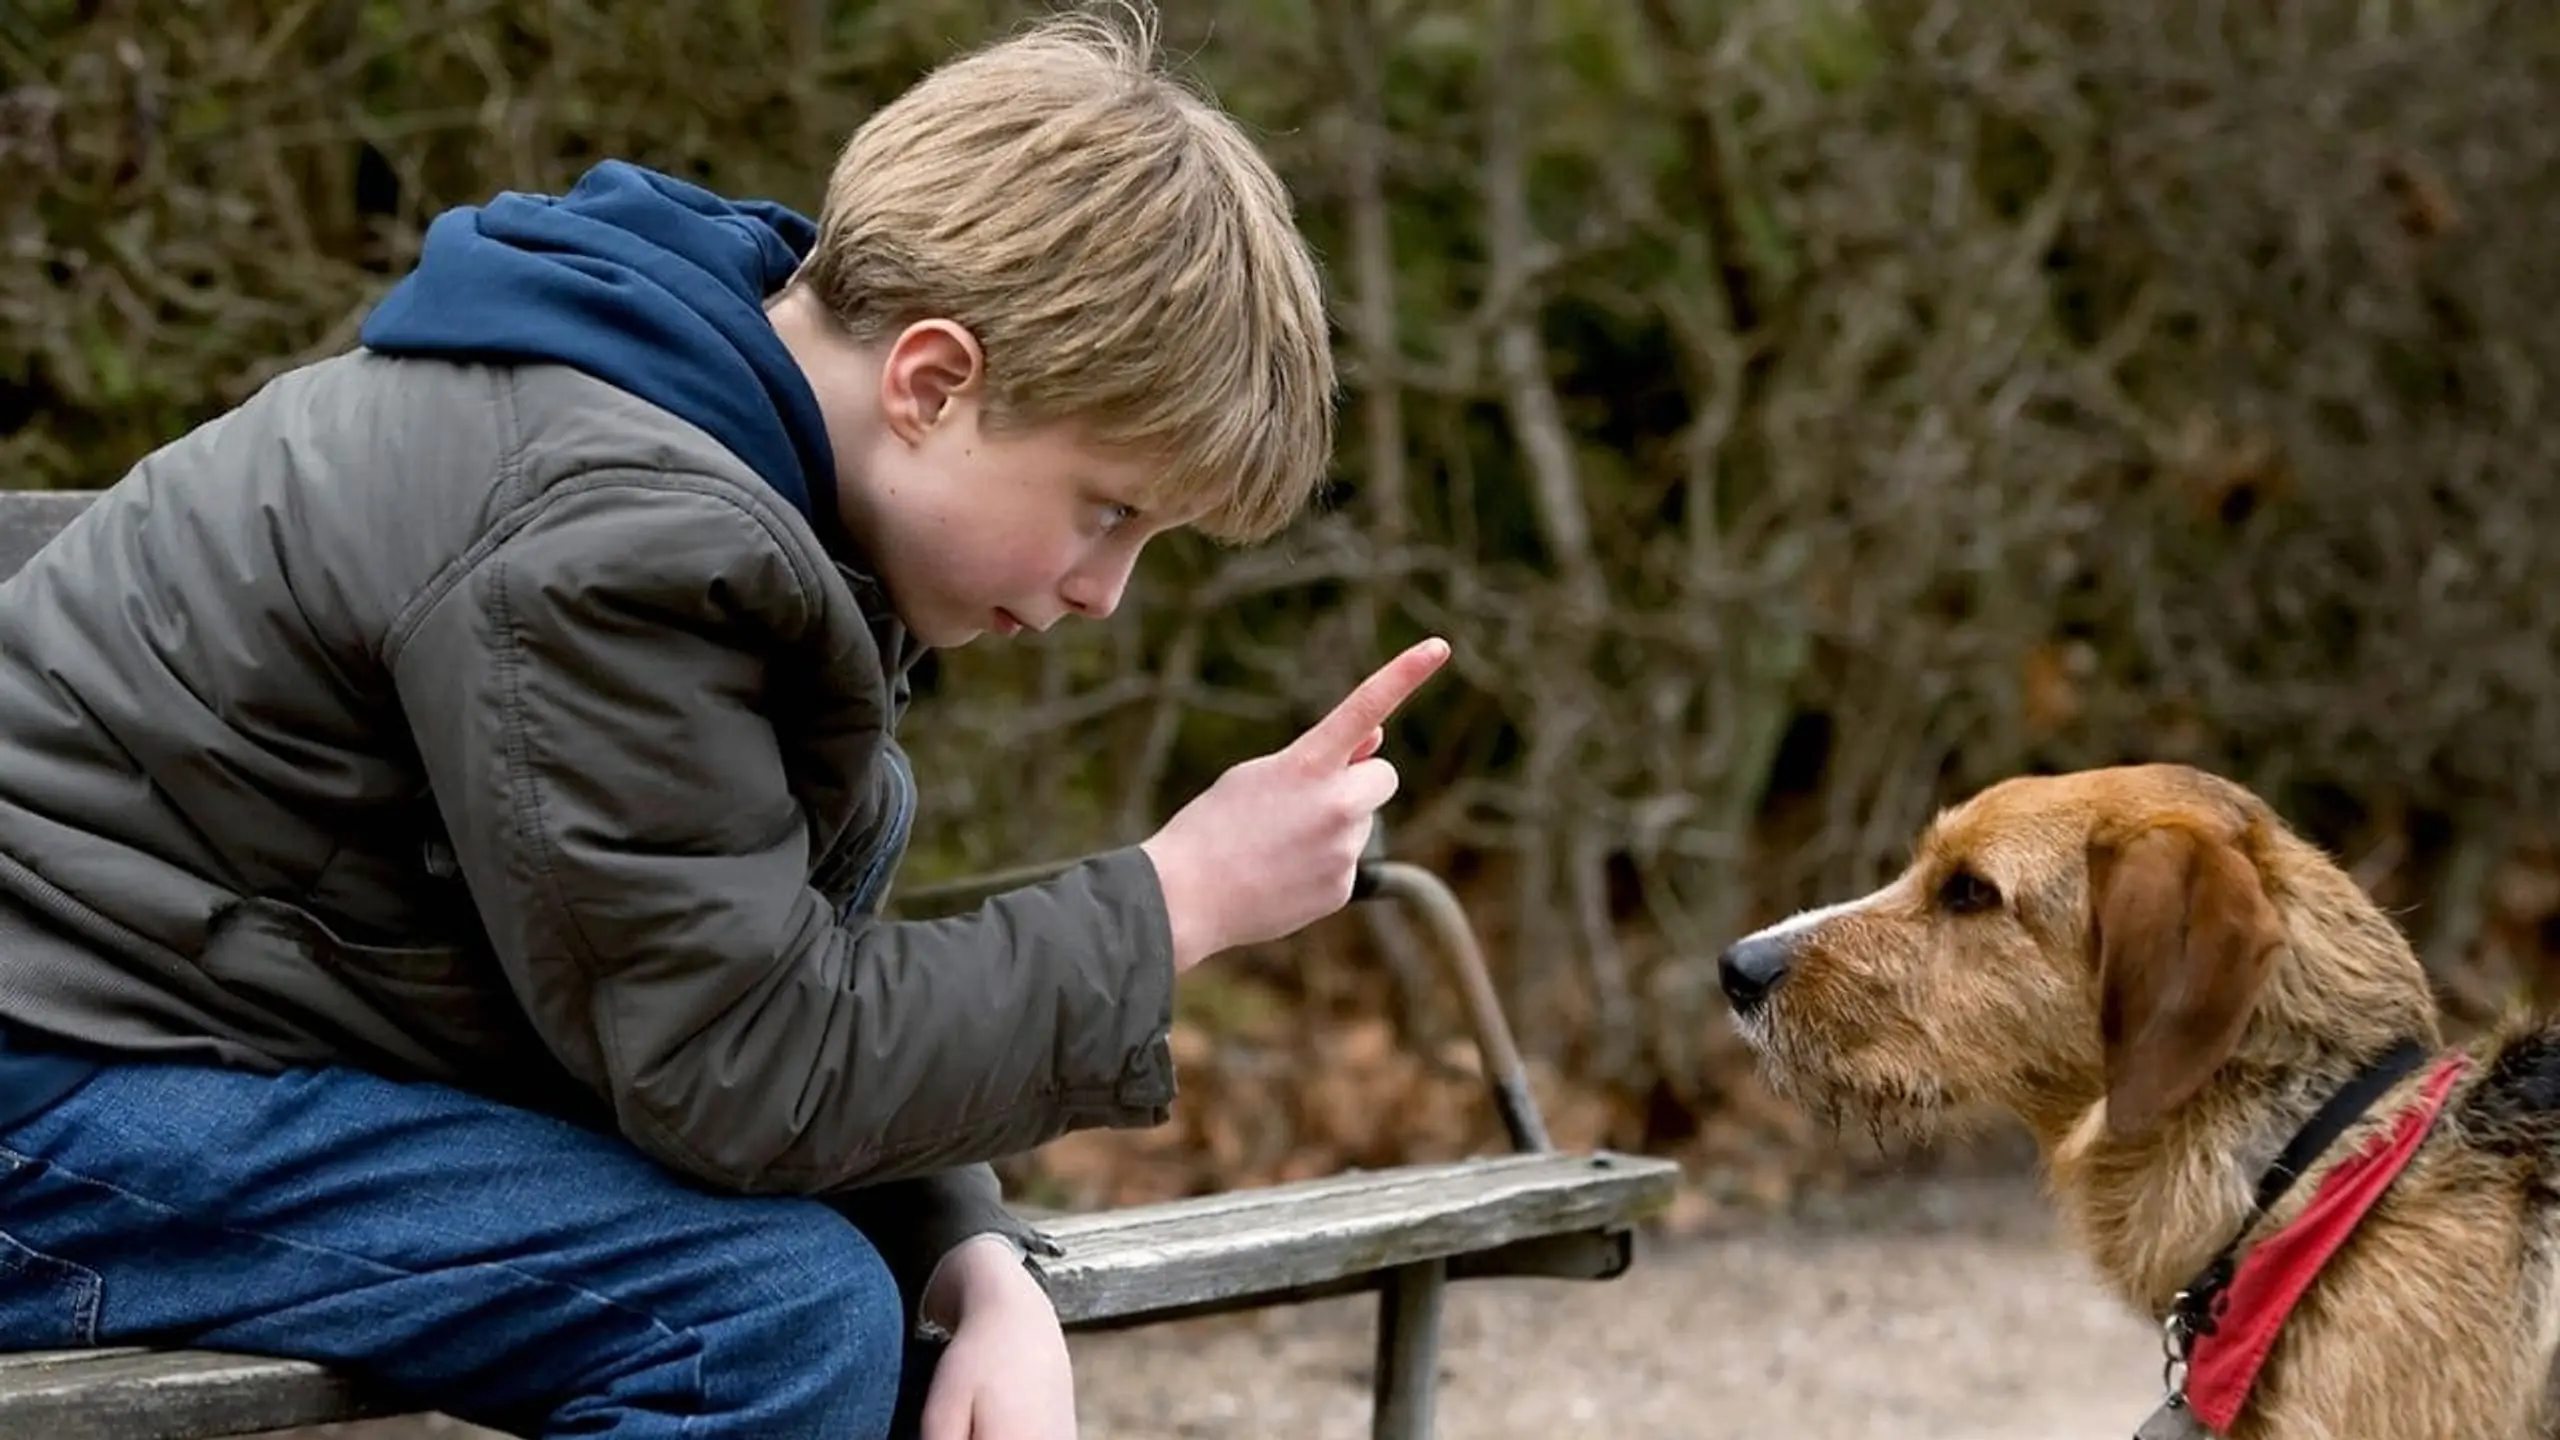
top-left (1718, 931), bottom-right (1795, 1014)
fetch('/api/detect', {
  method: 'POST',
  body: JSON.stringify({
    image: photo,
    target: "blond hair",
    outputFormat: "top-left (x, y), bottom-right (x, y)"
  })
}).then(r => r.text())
top-left (798, 2), bottom-right (1335, 545)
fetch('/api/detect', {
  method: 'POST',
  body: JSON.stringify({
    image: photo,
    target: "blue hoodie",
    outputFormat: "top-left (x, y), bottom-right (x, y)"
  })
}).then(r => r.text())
top-left (358, 161), bottom-right (838, 530)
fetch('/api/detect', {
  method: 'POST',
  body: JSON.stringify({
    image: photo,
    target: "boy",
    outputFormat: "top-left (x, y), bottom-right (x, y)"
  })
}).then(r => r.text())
top-left (0, 5), bottom-right (1447, 1437)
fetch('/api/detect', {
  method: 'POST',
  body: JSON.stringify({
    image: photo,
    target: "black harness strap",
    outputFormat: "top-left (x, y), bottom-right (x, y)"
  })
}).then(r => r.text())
top-left (2167, 1036), bottom-right (2433, 1346)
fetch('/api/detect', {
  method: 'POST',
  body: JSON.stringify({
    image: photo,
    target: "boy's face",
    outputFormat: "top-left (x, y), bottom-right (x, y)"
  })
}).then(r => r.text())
top-left (831, 319), bottom-right (1203, 649)
top-left (859, 409), bottom-right (1187, 648)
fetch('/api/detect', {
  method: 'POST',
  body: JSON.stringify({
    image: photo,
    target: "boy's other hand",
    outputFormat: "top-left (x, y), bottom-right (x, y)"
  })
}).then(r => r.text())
top-left (1140, 637), bottom-right (1452, 972)
top-left (920, 1237), bottom-right (1075, 1440)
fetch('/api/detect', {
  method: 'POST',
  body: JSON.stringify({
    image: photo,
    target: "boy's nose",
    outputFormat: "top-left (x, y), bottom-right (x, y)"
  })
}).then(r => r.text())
top-left (1061, 557), bottom-right (1136, 619)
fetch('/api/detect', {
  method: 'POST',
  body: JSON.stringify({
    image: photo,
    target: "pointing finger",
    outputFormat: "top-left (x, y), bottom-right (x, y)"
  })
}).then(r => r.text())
top-left (1288, 638), bottom-right (1450, 768)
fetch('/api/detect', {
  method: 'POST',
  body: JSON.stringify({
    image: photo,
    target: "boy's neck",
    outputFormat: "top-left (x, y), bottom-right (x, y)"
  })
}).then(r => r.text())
top-left (766, 286), bottom-right (893, 578)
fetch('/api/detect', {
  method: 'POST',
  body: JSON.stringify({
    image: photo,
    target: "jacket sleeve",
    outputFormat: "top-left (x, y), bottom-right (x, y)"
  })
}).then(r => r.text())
top-left (384, 476), bottom-right (1178, 1199)
top-left (827, 1163), bottom-right (1068, 1327)
top-left (810, 736), bottom-right (1065, 1324)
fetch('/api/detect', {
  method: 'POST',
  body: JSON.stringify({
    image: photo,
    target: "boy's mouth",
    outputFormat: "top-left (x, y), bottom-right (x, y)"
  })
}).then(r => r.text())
top-left (992, 608), bottom-right (1026, 637)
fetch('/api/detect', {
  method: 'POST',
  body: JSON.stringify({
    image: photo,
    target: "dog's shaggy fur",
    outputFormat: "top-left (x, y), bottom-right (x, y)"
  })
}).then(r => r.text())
top-left (1717, 763), bottom-right (2560, 1439)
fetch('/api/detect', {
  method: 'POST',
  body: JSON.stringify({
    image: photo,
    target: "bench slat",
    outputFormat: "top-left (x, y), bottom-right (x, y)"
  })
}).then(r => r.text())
top-left (0, 1348), bottom-right (396, 1440)
top-left (1041, 1150), bottom-right (1673, 1325)
top-left (0, 1151), bottom-right (1676, 1437)
top-left (0, 488), bottom-right (96, 579)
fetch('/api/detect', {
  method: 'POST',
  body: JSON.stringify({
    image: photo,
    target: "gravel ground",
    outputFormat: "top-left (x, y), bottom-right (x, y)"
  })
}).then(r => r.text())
top-left (265, 1169), bottom-right (2163, 1439)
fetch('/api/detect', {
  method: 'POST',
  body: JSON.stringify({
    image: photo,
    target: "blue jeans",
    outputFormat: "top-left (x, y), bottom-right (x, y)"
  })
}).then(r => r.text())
top-left (0, 1049), bottom-right (931, 1437)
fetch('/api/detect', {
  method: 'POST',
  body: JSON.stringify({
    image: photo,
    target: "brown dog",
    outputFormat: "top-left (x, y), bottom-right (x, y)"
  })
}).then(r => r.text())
top-left (1716, 763), bottom-right (2560, 1439)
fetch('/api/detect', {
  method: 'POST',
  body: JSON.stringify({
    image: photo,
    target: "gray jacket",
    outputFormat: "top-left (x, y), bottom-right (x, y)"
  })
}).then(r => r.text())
top-left (0, 349), bottom-right (1178, 1309)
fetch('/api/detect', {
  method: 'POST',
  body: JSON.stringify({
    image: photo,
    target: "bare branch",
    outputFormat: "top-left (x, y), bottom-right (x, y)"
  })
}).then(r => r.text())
top-left (1480, 0), bottom-right (1603, 614)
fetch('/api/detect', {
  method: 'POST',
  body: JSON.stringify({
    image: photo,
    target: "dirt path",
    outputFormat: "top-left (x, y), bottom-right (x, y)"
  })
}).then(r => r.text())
top-left (280, 1169), bottom-right (2162, 1439)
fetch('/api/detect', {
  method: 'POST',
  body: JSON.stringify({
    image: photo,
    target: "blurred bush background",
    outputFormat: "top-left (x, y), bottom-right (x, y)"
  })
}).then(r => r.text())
top-left (9, 0), bottom-right (2559, 1219)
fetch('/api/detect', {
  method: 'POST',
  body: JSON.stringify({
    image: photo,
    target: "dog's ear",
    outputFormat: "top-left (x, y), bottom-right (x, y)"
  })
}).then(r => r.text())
top-left (2090, 820), bottom-right (2287, 1140)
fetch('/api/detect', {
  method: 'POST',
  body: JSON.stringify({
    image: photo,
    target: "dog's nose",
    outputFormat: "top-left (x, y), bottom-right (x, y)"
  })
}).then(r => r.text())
top-left (1717, 931), bottom-right (1794, 1014)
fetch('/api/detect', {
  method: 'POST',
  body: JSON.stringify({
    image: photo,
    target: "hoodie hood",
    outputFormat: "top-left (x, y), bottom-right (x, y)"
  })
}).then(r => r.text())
top-left (358, 160), bottom-right (837, 528)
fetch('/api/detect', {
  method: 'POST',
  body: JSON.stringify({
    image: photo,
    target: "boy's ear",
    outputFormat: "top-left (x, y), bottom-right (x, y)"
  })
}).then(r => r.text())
top-left (879, 320), bottom-right (985, 441)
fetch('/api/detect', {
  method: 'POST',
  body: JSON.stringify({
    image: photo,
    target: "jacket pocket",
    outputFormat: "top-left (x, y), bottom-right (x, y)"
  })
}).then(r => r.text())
top-left (198, 897), bottom-right (532, 1084)
top-left (0, 1155), bottom-right (102, 1348)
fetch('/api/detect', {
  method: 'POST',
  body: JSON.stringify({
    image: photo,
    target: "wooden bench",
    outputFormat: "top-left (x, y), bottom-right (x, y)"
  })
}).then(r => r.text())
top-left (0, 487), bottom-right (1683, 1439)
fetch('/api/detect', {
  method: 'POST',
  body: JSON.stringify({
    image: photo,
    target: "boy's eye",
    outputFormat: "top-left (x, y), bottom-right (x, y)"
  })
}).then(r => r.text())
top-left (1097, 502), bottom-right (1139, 533)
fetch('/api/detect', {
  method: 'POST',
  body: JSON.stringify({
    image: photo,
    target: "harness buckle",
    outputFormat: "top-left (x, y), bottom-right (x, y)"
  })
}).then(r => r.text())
top-left (2158, 1295), bottom-right (2194, 1397)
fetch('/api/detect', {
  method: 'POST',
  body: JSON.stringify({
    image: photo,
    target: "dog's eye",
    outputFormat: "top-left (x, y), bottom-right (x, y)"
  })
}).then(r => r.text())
top-left (1936, 868), bottom-right (2002, 916)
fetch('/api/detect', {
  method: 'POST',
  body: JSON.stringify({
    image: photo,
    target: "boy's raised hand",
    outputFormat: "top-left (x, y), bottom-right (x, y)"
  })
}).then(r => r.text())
top-left (1140, 637), bottom-right (1452, 972)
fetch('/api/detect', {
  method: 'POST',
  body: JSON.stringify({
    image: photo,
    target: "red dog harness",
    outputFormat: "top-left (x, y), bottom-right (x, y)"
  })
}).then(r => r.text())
top-left (2144, 1042), bottom-right (2470, 1436)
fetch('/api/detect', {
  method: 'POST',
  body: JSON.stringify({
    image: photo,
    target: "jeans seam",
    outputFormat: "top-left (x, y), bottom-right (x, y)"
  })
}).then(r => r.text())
top-left (70, 1255), bottom-right (100, 1344)
top-left (0, 1223), bottom-right (104, 1345)
top-left (19, 1144), bottom-right (704, 1408)
top-left (0, 1145), bottom-right (103, 1345)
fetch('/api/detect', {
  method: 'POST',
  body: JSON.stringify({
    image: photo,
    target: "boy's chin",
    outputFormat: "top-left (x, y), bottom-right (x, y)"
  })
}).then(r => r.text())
top-left (915, 616), bottom-right (1002, 649)
top-left (908, 602), bottom-right (1037, 649)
